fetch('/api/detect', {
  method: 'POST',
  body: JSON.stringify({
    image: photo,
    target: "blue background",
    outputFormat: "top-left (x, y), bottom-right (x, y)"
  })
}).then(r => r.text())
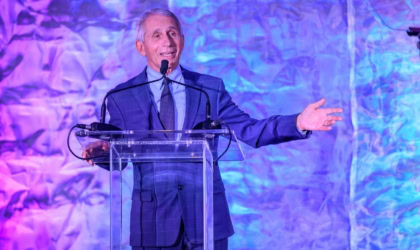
top-left (0, 0), bottom-right (419, 249)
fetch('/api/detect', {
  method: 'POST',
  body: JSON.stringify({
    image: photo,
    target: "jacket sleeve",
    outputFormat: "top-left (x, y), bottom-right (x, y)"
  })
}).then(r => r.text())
top-left (94, 94), bottom-right (127, 170)
top-left (107, 94), bottom-right (127, 130)
top-left (216, 80), bottom-right (310, 148)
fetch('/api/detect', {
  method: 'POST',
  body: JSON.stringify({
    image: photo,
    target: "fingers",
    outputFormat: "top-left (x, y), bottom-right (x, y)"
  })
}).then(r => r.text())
top-left (82, 149), bottom-right (94, 166)
top-left (312, 98), bottom-right (326, 109)
top-left (323, 120), bottom-right (336, 126)
top-left (82, 141), bottom-right (110, 166)
top-left (326, 116), bottom-right (342, 121)
top-left (325, 108), bottom-right (343, 114)
top-left (102, 142), bottom-right (110, 151)
top-left (321, 114), bottom-right (342, 128)
top-left (319, 126), bottom-right (332, 131)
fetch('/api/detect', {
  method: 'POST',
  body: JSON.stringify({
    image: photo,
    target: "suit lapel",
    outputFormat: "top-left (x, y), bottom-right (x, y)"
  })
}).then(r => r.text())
top-left (182, 68), bottom-right (203, 130)
top-left (129, 68), bottom-right (165, 130)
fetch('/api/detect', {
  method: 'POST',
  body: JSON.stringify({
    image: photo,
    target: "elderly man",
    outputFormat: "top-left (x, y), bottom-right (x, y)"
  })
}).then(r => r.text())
top-left (84, 8), bottom-right (342, 250)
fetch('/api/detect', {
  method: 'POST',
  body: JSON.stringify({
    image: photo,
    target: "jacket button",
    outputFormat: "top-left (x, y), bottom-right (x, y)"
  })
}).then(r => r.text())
top-left (178, 185), bottom-right (184, 190)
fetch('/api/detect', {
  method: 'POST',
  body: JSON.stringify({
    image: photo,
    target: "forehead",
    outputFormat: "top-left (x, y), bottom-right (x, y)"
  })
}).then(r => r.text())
top-left (143, 14), bottom-right (180, 32)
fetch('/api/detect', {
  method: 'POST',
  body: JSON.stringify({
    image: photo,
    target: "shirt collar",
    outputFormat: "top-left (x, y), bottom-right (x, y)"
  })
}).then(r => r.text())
top-left (147, 65), bottom-right (183, 90)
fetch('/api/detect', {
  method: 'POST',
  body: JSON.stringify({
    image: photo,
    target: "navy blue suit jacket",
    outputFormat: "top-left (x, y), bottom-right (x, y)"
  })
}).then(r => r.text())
top-left (106, 66), bottom-right (310, 247)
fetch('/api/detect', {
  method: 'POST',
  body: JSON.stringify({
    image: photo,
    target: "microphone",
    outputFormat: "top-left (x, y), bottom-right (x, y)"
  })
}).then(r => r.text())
top-left (75, 122), bottom-right (122, 139)
top-left (161, 60), bottom-right (220, 129)
top-left (75, 122), bottom-right (121, 132)
top-left (75, 61), bottom-right (168, 137)
top-left (160, 59), bottom-right (169, 75)
top-left (407, 27), bottom-right (420, 37)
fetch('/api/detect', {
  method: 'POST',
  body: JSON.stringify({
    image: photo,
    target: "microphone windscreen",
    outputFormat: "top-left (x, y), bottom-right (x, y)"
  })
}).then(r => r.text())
top-left (90, 122), bottom-right (121, 131)
top-left (160, 60), bottom-right (169, 75)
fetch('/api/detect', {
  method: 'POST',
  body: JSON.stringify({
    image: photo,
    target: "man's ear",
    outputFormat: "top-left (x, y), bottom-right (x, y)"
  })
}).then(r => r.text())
top-left (135, 40), bottom-right (146, 56)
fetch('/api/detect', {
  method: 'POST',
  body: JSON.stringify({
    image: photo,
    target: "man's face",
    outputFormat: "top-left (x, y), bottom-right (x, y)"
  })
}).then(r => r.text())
top-left (136, 14), bottom-right (184, 74)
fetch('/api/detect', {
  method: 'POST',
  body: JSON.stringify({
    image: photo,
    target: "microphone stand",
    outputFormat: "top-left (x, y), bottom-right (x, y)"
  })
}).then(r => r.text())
top-left (164, 76), bottom-right (221, 130)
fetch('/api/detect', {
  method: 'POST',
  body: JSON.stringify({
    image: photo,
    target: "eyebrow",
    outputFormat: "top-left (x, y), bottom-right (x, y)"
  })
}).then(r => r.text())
top-left (150, 26), bottom-right (180, 35)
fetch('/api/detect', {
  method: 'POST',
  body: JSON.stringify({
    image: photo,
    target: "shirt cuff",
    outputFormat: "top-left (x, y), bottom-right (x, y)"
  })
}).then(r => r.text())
top-left (297, 126), bottom-right (308, 136)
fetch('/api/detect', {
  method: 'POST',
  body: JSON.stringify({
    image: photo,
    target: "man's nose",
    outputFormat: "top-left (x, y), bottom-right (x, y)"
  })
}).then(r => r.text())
top-left (162, 33), bottom-right (175, 46)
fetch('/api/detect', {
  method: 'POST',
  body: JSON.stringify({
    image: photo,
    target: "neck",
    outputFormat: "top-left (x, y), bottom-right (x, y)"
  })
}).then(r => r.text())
top-left (166, 67), bottom-right (174, 75)
top-left (147, 63), bottom-right (179, 76)
top-left (148, 63), bottom-right (180, 76)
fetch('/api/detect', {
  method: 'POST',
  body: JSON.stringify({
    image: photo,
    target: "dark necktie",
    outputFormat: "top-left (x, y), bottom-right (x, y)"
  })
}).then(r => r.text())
top-left (160, 77), bottom-right (175, 131)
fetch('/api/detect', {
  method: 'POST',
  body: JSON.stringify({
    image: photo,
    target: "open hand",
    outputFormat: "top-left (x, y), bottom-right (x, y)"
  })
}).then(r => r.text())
top-left (297, 98), bottom-right (343, 131)
top-left (81, 140), bottom-right (110, 166)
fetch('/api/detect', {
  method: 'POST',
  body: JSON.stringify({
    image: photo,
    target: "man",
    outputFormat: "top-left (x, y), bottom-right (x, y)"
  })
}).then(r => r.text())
top-left (83, 8), bottom-right (342, 250)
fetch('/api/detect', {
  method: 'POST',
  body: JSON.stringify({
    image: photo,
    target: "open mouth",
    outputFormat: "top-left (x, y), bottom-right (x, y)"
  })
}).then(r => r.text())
top-left (160, 51), bottom-right (176, 57)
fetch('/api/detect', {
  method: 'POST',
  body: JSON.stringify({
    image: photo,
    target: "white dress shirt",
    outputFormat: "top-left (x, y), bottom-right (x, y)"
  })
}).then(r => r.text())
top-left (146, 65), bottom-right (186, 130)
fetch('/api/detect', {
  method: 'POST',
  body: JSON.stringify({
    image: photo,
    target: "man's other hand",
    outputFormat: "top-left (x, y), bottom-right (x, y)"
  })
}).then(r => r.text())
top-left (81, 140), bottom-right (110, 166)
top-left (297, 98), bottom-right (343, 131)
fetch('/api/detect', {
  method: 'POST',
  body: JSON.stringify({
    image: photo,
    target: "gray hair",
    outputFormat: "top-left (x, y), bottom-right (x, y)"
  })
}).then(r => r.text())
top-left (136, 8), bottom-right (183, 42)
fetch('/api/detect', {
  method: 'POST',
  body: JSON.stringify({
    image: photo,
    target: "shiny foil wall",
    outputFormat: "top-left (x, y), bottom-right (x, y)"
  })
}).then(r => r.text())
top-left (0, 0), bottom-right (419, 249)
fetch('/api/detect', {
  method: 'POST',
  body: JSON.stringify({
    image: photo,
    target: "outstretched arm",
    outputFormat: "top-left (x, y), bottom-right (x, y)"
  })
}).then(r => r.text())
top-left (215, 80), bottom-right (311, 148)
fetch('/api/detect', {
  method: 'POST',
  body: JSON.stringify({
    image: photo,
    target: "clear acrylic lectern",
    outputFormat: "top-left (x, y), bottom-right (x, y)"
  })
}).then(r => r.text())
top-left (76, 129), bottom-right (244, 250)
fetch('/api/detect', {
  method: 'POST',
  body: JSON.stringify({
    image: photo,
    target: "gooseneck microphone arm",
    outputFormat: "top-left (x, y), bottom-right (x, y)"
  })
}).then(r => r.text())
top-left (99, 60), bottom-right (170, 125)
top-left (158, 59), bottom-right (218, 129)
top-left (97, 59), bottom-right (218, 130)
top-left (164, 77), bottom-right (212, 125)
top-left (99, 77), bottom-right (164, 124)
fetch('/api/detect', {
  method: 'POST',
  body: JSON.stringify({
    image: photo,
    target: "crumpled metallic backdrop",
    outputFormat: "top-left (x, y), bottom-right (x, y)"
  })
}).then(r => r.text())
top-left (0, 0), bottom-right (419, 249)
